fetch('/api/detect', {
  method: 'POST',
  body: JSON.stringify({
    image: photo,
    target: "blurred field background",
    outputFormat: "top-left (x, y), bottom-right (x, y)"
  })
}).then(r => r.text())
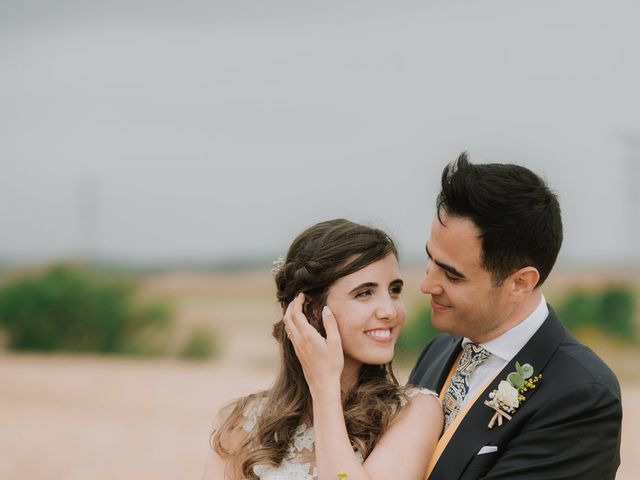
top-left (2, 1), bottom-right (640, 478)
top-left (0, 265), bottom-right (638, 479)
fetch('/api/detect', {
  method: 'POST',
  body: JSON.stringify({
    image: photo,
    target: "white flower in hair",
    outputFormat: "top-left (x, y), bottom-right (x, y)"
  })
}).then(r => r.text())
top-left (271, 255), bottom-right (286, 276)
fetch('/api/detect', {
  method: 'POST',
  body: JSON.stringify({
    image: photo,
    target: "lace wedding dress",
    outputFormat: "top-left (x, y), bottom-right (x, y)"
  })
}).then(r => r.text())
top-left (242, 387), bottom-right (437, 480)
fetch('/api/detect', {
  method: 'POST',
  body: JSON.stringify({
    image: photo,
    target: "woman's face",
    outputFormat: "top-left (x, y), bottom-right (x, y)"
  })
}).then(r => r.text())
top-left (325, 253), bottom-right (405, 376)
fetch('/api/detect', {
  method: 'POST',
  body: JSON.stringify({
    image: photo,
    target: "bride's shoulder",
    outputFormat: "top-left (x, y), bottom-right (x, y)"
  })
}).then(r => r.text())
top-left (214, 392), bottom-right (269, 451)
top-left (239, 393), bottom-right (269, 433)
top-left (392, 386), bottom-right (442, 431)
top-left (400, 386), bottom-right (439, 406)
top-left (219, 392), bottom-right (269, 429)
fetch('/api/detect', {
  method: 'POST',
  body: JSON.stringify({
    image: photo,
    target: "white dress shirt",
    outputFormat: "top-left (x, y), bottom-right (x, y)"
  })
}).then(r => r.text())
top-left (460, 295), bottom-right (549, 409)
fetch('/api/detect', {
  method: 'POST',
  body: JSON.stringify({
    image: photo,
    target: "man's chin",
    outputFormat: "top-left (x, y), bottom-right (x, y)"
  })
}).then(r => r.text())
top-left (430, 313), bottom-right (452, 335)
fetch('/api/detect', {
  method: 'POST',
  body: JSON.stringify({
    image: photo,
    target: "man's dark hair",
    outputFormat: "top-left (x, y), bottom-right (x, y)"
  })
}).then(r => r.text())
top-left (437, 152), bottom-right (563, 286)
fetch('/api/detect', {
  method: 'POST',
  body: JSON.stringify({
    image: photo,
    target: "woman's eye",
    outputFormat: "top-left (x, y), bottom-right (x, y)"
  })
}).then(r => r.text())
top-left (355, 289), bottom-right (372, 298)
top-left (390, 285), bottom-right (403, 296)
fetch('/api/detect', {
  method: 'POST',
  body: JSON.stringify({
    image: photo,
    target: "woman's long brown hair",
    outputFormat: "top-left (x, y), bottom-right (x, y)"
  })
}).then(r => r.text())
top-left (212, 219), bottom-right (407, 479)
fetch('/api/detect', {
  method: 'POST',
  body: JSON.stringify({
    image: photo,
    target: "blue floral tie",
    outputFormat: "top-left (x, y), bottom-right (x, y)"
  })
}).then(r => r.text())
top-left (443, 342), bottom-right (491, 431)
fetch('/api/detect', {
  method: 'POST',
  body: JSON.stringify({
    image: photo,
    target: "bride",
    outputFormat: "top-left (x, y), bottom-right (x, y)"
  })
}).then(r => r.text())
top-left (203, 219), bottom-right (442, 480)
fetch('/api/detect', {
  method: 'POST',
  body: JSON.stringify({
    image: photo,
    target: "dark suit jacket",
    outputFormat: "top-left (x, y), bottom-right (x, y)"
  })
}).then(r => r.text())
top-left (409, 306), bottom-right (622, 480)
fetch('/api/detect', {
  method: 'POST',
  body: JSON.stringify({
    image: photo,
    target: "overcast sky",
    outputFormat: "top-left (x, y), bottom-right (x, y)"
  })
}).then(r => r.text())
top-left (1, 0), bottom-right (639, 267)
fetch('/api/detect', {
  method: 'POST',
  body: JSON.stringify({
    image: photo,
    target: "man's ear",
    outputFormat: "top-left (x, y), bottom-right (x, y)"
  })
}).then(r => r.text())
top-left (509, 267), bottom-right (540, 297)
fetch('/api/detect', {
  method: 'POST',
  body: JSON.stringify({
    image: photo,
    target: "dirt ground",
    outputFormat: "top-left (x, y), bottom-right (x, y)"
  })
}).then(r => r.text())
top-left (0, 353), bottom-right (636, 480)
top-left (2, 268), bottom-right (637, 478)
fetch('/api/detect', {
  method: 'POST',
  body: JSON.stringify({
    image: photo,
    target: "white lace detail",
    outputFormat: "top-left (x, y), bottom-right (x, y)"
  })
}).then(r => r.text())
top-left (251, 422), bottom-right (318, 480)
top-left (292, 423), bottom-right (314, 452)
top-left (242, 396), bottom-right (268, 432)
top-left (246, 390), bottom-right (434, 480)
top-left (400, 386), bottom-right (438, 407)
top-left (253, 461), bottom-right (316, 480)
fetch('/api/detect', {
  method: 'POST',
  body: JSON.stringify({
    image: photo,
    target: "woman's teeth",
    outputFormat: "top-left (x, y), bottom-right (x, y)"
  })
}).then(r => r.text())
top-left (365, 329), bottom-right (391, 338)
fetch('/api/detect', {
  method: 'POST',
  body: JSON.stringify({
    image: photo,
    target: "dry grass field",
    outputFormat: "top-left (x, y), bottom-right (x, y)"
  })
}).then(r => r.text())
top-left (1, 268), bottom-right (638, 479)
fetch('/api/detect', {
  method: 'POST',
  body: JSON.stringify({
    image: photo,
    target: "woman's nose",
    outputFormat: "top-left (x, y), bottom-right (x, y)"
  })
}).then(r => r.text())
top-left (375, 295), bottom-right (397, 320)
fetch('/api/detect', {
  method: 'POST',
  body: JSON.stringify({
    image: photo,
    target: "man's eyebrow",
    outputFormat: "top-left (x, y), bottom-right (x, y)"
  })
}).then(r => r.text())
top-left (425, 244), bottom-right (467, 279)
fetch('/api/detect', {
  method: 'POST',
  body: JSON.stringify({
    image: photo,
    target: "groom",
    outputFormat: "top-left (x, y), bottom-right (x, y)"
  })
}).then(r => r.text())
top-left (410, 153), bottom-right (622, 479)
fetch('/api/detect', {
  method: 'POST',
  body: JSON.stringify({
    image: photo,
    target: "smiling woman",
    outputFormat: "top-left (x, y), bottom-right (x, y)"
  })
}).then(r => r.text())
top-left (324, 254), bottom-right (406, 378)
top-left (203, 219), bottom-right (442, 480)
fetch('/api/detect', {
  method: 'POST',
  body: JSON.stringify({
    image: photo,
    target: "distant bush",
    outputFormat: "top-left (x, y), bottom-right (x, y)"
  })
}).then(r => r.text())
top-left (557, 286), bottom-right (636, 341)
top-left (396, 306), bottom-right (439, 363)
top-left (0, 264), bottom-right (171, 354)
top-left (179, 325), bottom-right (219, 360)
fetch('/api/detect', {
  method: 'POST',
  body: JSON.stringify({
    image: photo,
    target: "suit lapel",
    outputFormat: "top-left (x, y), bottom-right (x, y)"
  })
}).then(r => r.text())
top-left (429, 308), bottom-right (566, 479)
top-left (421, 336), bottom-right (463, 392)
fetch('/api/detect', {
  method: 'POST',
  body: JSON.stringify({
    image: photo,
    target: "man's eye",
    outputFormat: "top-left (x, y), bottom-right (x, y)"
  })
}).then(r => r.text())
top-left (390, 285), bottom-right (403, 296)
top-left (445, 272), bottom-right (461, 283)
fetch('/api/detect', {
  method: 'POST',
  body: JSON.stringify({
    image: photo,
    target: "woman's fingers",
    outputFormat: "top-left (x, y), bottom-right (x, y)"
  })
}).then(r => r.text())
top-left (284, 293), bottom-right (317, 345)
top-left (283, 295), bottom-right (344, 391)
top-left (322, 306), bottom-right (341, 349)
top-left (282, 296), bottom-right (299, 343)
top-left (290, 293), bottom-right (313, 334)
top-left (288, 294), bottom-right (321, 344)
top-left (284, 294), bottom-right (342, 357)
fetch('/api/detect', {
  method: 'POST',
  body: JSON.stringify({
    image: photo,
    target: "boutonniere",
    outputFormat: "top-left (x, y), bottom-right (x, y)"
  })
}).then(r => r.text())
top-left (484, 361), bottom-right (542, 429)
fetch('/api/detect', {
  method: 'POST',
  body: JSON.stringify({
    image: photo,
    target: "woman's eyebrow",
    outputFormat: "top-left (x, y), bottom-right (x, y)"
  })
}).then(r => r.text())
top-left (348, 282), bottom-right (377, 294)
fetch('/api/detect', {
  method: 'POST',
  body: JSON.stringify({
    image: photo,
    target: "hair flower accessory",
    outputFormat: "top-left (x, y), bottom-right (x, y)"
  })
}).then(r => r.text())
top-left (271, 255), bottom-right (286, 276)
top-left (484, 361), bottom-right (541, 429)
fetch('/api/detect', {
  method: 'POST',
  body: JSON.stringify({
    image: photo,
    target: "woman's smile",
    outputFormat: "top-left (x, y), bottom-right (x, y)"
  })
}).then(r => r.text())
top-left (364, 327), bottom-right (394, 343)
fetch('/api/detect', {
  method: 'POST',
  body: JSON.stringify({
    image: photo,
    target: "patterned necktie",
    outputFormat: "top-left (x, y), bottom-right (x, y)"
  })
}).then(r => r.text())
top-left (442, 342), bottom-right (491, 431)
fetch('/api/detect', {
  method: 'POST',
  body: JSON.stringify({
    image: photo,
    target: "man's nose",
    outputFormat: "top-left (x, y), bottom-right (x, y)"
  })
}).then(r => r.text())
top-left (421, 263), bottom-right (443, 295)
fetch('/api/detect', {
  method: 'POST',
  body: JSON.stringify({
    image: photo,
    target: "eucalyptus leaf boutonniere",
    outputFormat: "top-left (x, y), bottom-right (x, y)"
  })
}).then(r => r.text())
top-left (484, 361), bottom-right (542, 429)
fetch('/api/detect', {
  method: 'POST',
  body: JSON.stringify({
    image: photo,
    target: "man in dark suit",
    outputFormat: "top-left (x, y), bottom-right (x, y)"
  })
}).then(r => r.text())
top-left (410, 153), bottom-right (622, 479)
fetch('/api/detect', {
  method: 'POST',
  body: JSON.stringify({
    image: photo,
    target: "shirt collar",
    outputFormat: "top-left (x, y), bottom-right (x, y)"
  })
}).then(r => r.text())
top-left (463, 295), bottom-right (549, 362)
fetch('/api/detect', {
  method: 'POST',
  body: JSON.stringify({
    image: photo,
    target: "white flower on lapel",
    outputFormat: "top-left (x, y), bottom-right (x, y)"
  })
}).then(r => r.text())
top-left (494, 381), bottom-right (519, 410)
top-left (485, 361), bottom-right (542, 429)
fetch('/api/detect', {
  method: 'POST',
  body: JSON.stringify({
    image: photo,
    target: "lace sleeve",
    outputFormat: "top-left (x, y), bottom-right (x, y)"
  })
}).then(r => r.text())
top-left (242, 396), bottom-right (269, 432)
top-left (214, 394), bottom-right (268, 454)
top-left (400, 386), bottom-right (439, 407)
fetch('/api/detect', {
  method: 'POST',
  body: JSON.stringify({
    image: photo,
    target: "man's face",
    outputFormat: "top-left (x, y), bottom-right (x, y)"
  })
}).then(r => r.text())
top-left (420, 213), bottom-right (513, 343)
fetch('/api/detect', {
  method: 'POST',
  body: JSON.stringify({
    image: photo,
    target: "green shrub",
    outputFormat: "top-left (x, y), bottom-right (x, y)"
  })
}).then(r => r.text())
top-left (179, 325), bottom-right (219, 360)
top-left (0, 264), bottom-right (171, 354)
top-left (395, 306), bottom-right (439, 363)
top-left (556, 290), bottom-right (600, 332)
top-left (557, 286), bottom-right (636, 341)
top-left (601, 288), bottom-right (635, 337)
